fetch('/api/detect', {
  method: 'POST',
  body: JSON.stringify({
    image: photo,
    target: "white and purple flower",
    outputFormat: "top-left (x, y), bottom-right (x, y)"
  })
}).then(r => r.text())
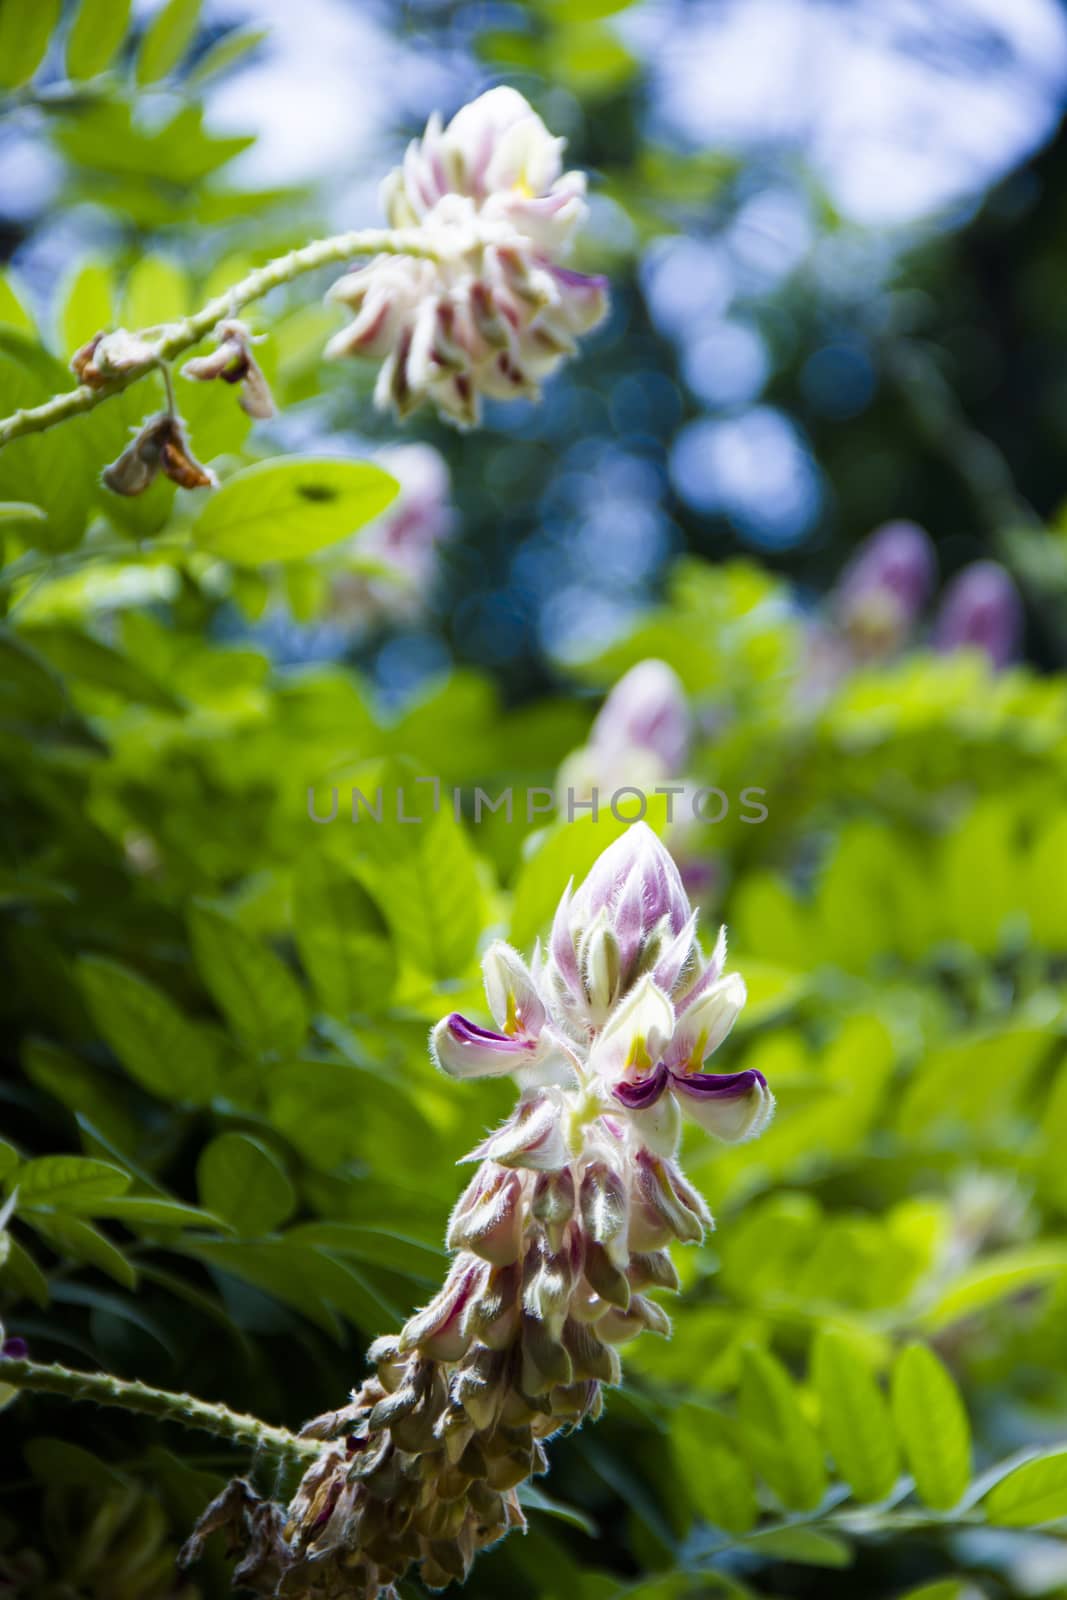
top-left (431, 823), bottom-right (772, 1156)
top-left (326, 87), bottom-right (609, 426)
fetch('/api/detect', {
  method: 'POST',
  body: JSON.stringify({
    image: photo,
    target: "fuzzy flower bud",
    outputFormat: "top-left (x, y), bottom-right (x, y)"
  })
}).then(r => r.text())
top-left (325, 87), bottom-right (609, 426)
top-left (835, 520), bottom-right (936, 655)
top-left (933, 560), bottom-right (1023, 669)
top-left (590, 659), bottom-right (691, 776)
top-left (192, 826), bottom-right (770, 1599)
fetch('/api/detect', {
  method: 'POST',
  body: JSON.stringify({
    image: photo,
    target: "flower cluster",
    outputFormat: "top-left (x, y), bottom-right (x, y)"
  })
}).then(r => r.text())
top-left (326, 87), bottom-right (609, 426)
top-left (190, 827), bottom-right (770, 1599)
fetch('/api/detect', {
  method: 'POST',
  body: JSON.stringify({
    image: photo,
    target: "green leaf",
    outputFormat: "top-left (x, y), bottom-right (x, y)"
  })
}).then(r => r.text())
top-left (196, 1133), bottom-right (294, 1237)
top-left (921, 1244), bottom-right (1067, 1332)
top-left (28, 1213), bottom-right (137, 1288)
top-left (0, 0), bottom-right (60, 88)
top-left (0, 627), bottom-right (68, 720)
top-left (740, 1526), bottom-right (852, 1567)
top-left (2, 1235), bottom-right (49, 1304)
top-left (57, 260), bottom-right (115, 359)
top-left (0, 333), bottom-right (94, 551)
top-left (66, 0), bottom-right (132, 78)
top-left (135, 0), bottom-right (201, 84)
top-left (517, 1483), bottom-right (598, 1538)
top-left (292, 854), bottom-right (396, 1016)
top-left (188, 901), bottom-right (308, 1056)
top-left (53, 100), bottom-right (252, 188)
top-left (334, 769), bottom-right (487, 981)
top-left (25, 1437), bottom-right (126, 1488)
top-left (0, 500), bottom-right (47, 537)
top-left (182, 1239), bottom-right (395, 1337)
top-left (737, 1345), bottom-right (828, 1511)
top-left (78, 955), bottom-right (219, 1104)
top-left (0, 271), bottom-right (34, 335)
top-left (192, 457), bottom-right (399, 565)
top-left (12, 1155), bottom-right (130, 1209)
top-left (891, 1343), bottom-right (971, 1510)
top-left (812, 1327), bottom-right (899, 1503)
top-left (87, 1196), bottom-right (225, 1231)
top-left (894, 1584), bottom-right (965, 1600)
top-left (187, 24), bottom-right (266, 86)
top-left (283, 1222), bottom-right (445, 1282)
top-left (120, 254), bottom-right (189, 327)
top-left (20, 624), bottom-right (183, 710)
top-left (985, 1450), bottom-right (1067, 1526)
top-left (680, 1439), bottom-right (757, 1535)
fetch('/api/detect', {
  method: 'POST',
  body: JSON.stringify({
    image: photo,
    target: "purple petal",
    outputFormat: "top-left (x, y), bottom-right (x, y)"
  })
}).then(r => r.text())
top-left (613, 1062), bottom-right (669, 1110)
top-left (550, 266), bottom-right (610, 291)
top-left (670, 1067), bottom-right (767, 1101)
top-left (446, 1015), bottom-right (531, 1051)
top-left (1, 1336), bottom-right (28, 1359)
top-left (431, 1012), bottom-right (537, 1080)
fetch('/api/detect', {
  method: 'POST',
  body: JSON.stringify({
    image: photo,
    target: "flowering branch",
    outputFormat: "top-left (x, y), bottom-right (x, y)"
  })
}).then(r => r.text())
top-left (179, 824), bottom-right (771, 1599)
top-left (0, 87), bottom-right (611, 462)
top-left (0, 229), bottom-right (438, 449)
top-left (0, 1353), bottom-right (320, 1465)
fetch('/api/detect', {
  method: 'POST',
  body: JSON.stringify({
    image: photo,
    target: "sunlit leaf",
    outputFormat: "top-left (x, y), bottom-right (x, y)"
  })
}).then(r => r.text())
top-left (0, 0), bottom-right (61, 88)
top-left (737, 1345), bottom-right (827, 1511)
top-left (891, 1343), bottom-right (971, 1511)
top-left (192, 457), bottom-right (399, 565)
top-left (812, 1327), bottom-right (898, 1503)
top-left (136, 0), bottom-right (202, 84)
top-left (985, 1450), bottom-right (1067, 1526)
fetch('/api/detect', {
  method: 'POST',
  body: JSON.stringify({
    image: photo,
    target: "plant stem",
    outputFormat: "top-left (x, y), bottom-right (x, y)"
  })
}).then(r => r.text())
top-left (0, 227), bottom-right (437, 449)
top-left (0, 1356), bottom-right (321, 1465)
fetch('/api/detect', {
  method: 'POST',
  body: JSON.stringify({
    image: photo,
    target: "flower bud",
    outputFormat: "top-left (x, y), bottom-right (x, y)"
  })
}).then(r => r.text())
top-left (836, 520), bottom-right (935, 653)
top-left (531, 1168), bottom-right (575, 1251)
top-left (465, 1094), bottom-right (567, 1172)
top-left (933, 560), bottom-right (1023, 669)
top-left (633, 1150), bottom-right (711, 1244)
top-left (398, 1256), bottom-right (481, 1361)
top-left (447, 1166), bottom-right (523, 1265)
top-left (579, 1161), bottom-right (629, 1267)
top-left (590, 660), bottom-right (691, 775)
top-left (522, 1227), bottom-right (581, 1338)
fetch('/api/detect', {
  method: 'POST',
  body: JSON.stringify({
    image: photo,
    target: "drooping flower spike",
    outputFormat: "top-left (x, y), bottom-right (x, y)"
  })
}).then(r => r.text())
top-left (326, 86), bottom-right (610, 426)
top-left (192, 826), bottom-right (771, 1599)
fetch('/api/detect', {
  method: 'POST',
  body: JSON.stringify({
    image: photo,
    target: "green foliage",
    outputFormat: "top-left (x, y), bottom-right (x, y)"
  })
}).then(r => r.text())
top-left (192, 457), bottom-right (400, 565)
top-left (0, 0), bottom-right (61, 90)
top-left (891, 1344), bottom-right (972, 1511)
top-left (985, 1451), bottom-right (1067, 1526)
top-left (1, 9), bottom-right (1067, 1599)
top-left (812, 1327), bottom-right (899, 1503)
top-left (135, 0), bottom-right (203, 85)
top-left (66, 0), bottom-right (133, 80)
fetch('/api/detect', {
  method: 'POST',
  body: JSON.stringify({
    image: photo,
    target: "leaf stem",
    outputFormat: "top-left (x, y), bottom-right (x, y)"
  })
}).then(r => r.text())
top-left (0, 227), bottom-right (438, 449)
top-left (0, 1355), bottom-right (321, 1465)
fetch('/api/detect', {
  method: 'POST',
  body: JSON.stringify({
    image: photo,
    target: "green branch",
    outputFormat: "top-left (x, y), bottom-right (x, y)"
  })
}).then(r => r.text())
top-left (0, 227), bottom-right (438, 449)
top-left (0, 1355), bottom-right (321, 1465)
